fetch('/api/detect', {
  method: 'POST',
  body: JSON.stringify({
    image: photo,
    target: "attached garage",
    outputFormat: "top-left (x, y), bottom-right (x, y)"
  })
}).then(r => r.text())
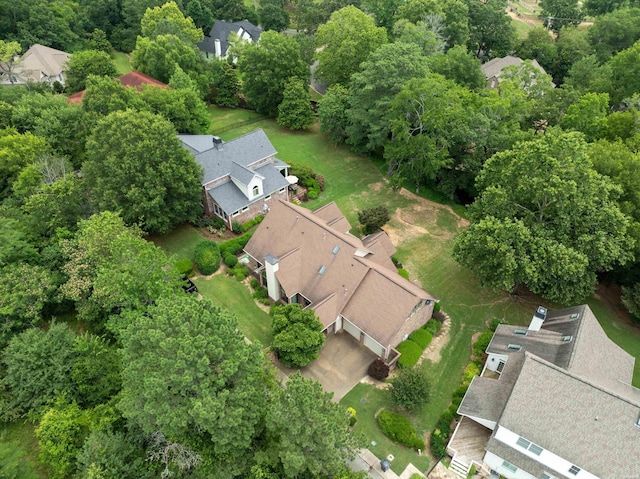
top-left (363, 333), bottom-right (385, 357)
top-left (343, 318), bottom-right (361, 341)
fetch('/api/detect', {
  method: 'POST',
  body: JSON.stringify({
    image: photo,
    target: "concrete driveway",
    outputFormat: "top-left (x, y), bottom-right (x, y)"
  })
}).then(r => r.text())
top-left (278, 331), bottom-right (378, 401)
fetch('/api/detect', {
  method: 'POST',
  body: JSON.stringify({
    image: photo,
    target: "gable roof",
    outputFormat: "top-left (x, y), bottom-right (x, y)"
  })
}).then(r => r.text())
top-left (17, 44), bottom-right (70, 83)
top-left (198, 20), bottom-right (261, 56)
top-left (68, 71), bottom-right (169, 104)
top-left (244, 200), bottom-right (436, 345)
top-left (494, 353), bottom-right (640, 478)
top-left (481, 55), bottom-right (547, 80)
top-left (180, 129), bottom-right (278, 185)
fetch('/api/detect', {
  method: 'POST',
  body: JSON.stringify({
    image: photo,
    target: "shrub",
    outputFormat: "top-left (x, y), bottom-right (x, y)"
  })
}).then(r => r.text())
top-left (376, 409), bottom-right (424, 450)
top-left (252, 286), bottom-right (269, 299)
top-left (430, 408), bottom-right (455, 457)
top-left (409, 329), bottom-right (433, 349)
top-left (232, 266), bottom-right (247, 281)
top-left (307, 189), bottom-right (318, 200)
top-left (242, 214), bottom-right (264, 232)
top-left (472, 331), bottom-right (494, 363)
top-left (423, 320), bottom-right (442, 336)
top-left (223, 252), bottom-right (238, 268)
top-left (261, 298), bottom-right (271, 305)
top-left (461, 362), bottom-right (480, 386)
top-left (220, 231), bottom-right (253, 255)
top-left (397, 340), bottom-right (422, 368)
top-left (250, 278), bottom-right (259, 289)
top-left (367, 358), bottom-right (390, 380)
top-left (174, 258), bottom-right (194, 276)
top-left (489, 317), bottom-right (507, 331)
top-left (358, 206), bottom-right (390, 234)
top-left (398, 268), bottom-right (409, 280)
top-left (390, 366), bottom-right (431, 411)
top-left (304, 177), bottom-right (318, 190)
top-left (232, 221), bottom-right (243, 234)
top-left (433, 302), bottom-right (441, 313)
top-left (194, 240), bottom-right (221, 275)
top-left (289, 162), bottom-right (314, 185)
top-left (347, 407), bottom-right (357, 426)
top-left (315, 174), bottom-right (325, 190)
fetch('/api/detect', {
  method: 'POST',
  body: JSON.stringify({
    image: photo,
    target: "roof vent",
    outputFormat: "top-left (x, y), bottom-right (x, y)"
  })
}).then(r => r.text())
top-left (528, 306), bottom-right (547, 332)
top-left (332, 245), bottom-right (340, 255)
top-left (212, 135), bottom-right (223, 150)
top-left (562, 335), bottom-right (573, 342)
top-left (507, 344), bottom-right (522, 351)
top-left (318, 265), bottom-right (327, 275)
top-left (570, 313), bottom-right (579, 319)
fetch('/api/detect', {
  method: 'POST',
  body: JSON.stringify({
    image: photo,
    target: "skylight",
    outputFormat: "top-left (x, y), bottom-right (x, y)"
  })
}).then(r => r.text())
top-left (318, 265), bottom-right (327, 275)
top-left (513, 329), bottom-right (528, 336)
top-left (507, 344), bottom-right (522, 351)
top-left (570, 313), bottom-right (579, 319)
top-left (332, 245), bottom-right (340, 254)
top-left (562, 335), bottom-right (573, 342)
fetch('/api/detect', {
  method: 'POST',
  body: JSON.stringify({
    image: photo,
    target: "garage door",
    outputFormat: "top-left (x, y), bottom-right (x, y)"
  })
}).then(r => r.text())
top-left (343, 318), bottom-right (361, 340)
top-left (363, 334), bottom-right (385, 357)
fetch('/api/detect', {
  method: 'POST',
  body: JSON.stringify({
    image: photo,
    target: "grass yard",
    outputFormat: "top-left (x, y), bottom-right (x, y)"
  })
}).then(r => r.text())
top-left (193, 275), bottom-right (273, 347)
top-left (148, 223), bottom-right (204, 261)
top-left (341, 384), bottom-right (431, 474)
top-left (111, 51), bottom-right (132, 75)
top-left (0, 421), bottom-right (48, 478)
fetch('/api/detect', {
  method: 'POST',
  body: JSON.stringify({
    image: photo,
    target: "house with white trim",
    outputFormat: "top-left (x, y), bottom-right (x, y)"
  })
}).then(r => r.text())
top-left (179, 129), bottom-right (290, 228)
top-left (243, 199), bottom-right (438, 359)
top-left (447, 305), bottom-right (640, 479)
top-left (198, 20), bottom-right (261, 60)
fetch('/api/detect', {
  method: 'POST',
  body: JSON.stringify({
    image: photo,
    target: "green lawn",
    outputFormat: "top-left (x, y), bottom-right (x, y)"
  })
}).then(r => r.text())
top-left (148, 223), bottom-right (204, 261)
top-left (194, 275), bottom-right (273, 347)
top-left (111, 51), bottom-right (132, 75)
top-left (0, 421), bottom-right (48, 478)
top-left (341, 384), bottom-right (431, 474)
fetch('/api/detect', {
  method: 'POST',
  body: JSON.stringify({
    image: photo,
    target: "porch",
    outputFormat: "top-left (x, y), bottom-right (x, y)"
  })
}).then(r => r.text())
top-left (446, 416), bottom-right (491, 477)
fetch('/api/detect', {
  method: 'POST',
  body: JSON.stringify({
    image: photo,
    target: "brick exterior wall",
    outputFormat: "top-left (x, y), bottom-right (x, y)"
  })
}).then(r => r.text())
top-left (388, 300), bottom-right (435, 348)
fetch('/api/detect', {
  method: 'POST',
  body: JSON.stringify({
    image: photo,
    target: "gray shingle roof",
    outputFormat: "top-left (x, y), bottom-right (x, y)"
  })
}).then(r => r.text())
top-left (198, 20), bottom-right (261, 56)
top-left (493, 353), bottom-right (640, 478)
top-left (481, 55), bottom-right (547, 80)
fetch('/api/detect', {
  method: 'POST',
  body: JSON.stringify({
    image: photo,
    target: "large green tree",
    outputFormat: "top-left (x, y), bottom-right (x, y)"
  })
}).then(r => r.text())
top-left (587, 8), bottom-right (640, 63)
top-left (453, 130), bottom-right (633, 303)
top-left (237, 31), bottom-right (309, 116)
top-left (118, 295), bottom-right (267, 463)
top-left (540, 0), bottom-right (582, 32)
top-left (257, 372), bottom-right (363, 478)
top-left (0, 40), bottom-right (22, 85)
top-left (344, 42), bottom-right (429, 153)
top-left (65, 50), bottom-right (118, 93)
top-left (315, 6), bottom-right (388, 87)
top-left (83, 109), bottom-right (202, 234)
top-left (271, 304), bottom-right (325, 367)
top-left (465, 0), bottom-right (515, 57)
top-left (277, 78), bottom-right (315, 130)
top-left (608, 39), bottom-right (640, 106)
top-left (1, 323), bottom-right (76, 419)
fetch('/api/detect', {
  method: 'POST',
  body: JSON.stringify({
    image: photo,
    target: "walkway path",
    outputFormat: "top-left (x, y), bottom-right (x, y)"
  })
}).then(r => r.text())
top-left (418, 313), bottom-right (451, 366)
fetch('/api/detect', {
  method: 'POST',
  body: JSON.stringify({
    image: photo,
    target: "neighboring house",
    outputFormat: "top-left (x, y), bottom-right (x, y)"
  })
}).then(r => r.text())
top-left (1, 44), bottom-right (70, 86)
top-left (179, 129), bottom-right (290, 228)
top-left (447, 304), bottom-right (640, 479)
top-left (481, 55), bottom-right (548, 89)
top-left (68, 71), bottom-right (169, 103)
top-left (243, 199), bottom-right (438, 359)
top-left (198, 20), bottom-right (261, 60)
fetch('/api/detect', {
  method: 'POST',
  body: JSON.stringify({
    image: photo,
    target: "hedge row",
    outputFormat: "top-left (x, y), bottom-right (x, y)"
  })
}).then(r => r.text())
top-left (397, 340), bottom-right (422, 368)
top-left (376, 409), bottom-right (424, 450)
top-left (409, 329), bottom-right (433, 349)
top-left (423, 319), bottom-right (442, 336)
top-left (194, 241), bottom-right (220, 275)
top-left (377, 410), bottom-right (424, 450)
top-left (219, 231), bottom-right (253, 256)
top-left (174, 258), bottom-right (193, 276)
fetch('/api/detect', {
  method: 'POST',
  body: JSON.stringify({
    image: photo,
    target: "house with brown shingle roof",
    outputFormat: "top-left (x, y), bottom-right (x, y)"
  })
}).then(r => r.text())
top-left (243, 199), bottom-right (437, 359)
top-left (68, 71), bottom-right (169, 104)
top-left (447, 305), bottom-right (640, 479)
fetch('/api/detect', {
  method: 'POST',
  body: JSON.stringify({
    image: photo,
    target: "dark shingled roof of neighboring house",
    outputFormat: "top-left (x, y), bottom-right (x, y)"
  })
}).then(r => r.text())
top-left (198, 20), bottom-right (261, 57)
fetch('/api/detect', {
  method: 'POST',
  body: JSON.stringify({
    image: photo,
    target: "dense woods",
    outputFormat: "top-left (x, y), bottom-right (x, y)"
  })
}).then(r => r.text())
top-left (2, 0), bottom-right (640, 476)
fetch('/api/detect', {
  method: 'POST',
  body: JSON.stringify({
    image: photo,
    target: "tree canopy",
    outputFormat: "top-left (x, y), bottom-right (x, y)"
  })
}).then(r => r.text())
top-left (83, 109), bottom-right (203, 234)
top-left (453, 130), bottom-right (633, 303)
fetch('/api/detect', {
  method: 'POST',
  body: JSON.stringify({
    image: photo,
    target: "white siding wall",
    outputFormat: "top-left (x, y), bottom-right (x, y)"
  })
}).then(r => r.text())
top-left (484, 451), bottom-right (538, 479)
top-left (493, 426), bottom-right (599, 479)
top-left (486, 353), bottom-right (509, 373)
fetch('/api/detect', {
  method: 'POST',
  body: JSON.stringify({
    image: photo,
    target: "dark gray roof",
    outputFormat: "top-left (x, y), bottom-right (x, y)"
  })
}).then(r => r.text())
top-left (231, 162), bottom-right (262, 185)
top-left (492, 353), bottom-right (640, 478)
top-left (179, 129), bottom-right (279, 185)
top-left (198, 20), bottom-right (261, 56)
top-left (481, 56), bottom-right (546, 79)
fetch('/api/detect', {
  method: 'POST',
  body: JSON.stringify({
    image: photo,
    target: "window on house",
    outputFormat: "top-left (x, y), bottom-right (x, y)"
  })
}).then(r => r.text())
top-left (568, 465), bottom-right (580, 475)
top-left (264, 194), bottom-right (271, 200)
top-left (529, 443), bottom-right (543, 456)
top-left (241, 206), bottom-right (249, 212)
top-left (279, 187), bottom-right (286, 193)
top-left (253, 185), bottom-right (259, 197)
top-left (502, 461), bottom-right (518, 473)
top-left (541, 473), bottom-right (556, 479)
top-left (232, 210), bottom-right (240, 217)
top-left (411, 300), bottom-right (423, 315)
